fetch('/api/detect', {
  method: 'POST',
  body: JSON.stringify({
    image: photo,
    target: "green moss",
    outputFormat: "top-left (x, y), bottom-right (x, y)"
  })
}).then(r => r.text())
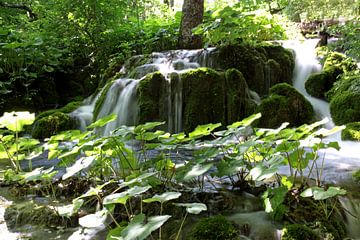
top-left (137, 71), bottom-right (167, 124)
top-left (181, 68), bottom-right (226, 133)
top-left (32, 112), bottom-right (76, 139)
top-left (326, 73), bottom-right (360, 101)
top-left (305, 67), bottom-right (339, 99)
top-left (4, 201), bottom-right (77, 229)
top-left (225, 68), bottom-right (255, 124)
top-left (35, 100), bottom-right (82, 121)
top-left (188, 215), bottom-right (239, 240)
top-left (281, 224), bottom-right (320, 240)
top-left (256, 83), bottom-right (314, 128)
top-left (93, 80), bottom-right (115, 121)
top-left (330, 92), bottom-right (360, 125)
top-left (342, 122), bottom-right (360, 141)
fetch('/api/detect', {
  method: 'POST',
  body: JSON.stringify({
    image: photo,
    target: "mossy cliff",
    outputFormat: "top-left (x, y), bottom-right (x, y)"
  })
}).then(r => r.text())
top-left (207, 44), bottom-right (295, 96)
top-left (256, 83), bottom-right (314, 128)
top-left (136, 68), bottom-right (256, 133)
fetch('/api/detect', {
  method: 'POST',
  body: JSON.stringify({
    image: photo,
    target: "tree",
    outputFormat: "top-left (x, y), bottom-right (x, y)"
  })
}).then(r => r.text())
top-left (178, 0), bottom-right (204, 49)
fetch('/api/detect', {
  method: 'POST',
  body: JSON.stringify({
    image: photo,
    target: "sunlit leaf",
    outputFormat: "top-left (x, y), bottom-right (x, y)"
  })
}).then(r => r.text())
top-left (188, 123), bottom-right (221, 139)
top-left (79, 209), bottom-right (108, 228)
top-left (143, 192), bottom-right (181, 203)
top-left (87, 113), bottom-right (117, 129)
top-left (174, 203), bottom-right (207, 214)
top-left (0, 111), bottom-right (35, 132)
top-left (62, 156), bottom-right (96, 180)
top-left (301, 186), bottom-right (347, 200)
top-left (183, 163), bottom-right (213, 181)
top-left (227, 113), bottom-right (261, 129)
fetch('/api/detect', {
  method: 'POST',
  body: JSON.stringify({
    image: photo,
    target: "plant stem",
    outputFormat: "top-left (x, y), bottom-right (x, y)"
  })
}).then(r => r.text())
top-left (175, 212), bottom-right (188, 240)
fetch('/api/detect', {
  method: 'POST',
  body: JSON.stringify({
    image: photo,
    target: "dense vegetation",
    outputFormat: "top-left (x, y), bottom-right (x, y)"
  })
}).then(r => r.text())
top-left (1, 0), bottom-right (360, 239)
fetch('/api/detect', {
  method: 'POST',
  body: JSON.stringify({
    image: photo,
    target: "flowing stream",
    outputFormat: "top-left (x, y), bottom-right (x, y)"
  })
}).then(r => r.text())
top-left (283, 39), bottom-right (360, 239)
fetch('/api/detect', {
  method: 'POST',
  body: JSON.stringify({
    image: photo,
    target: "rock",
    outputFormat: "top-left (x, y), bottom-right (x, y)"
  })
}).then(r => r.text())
top-left (188, 215), bottom-right (240, 240)
top-left (305, 67), bottom-right (339, 99)
top-left (4, 201), bottom-right (77, 229)
top-left (256, 83), bottom-right (314, 128)
top-left (32, 112), bottom-right (76, 139)
top-left (328, 74), bottom-right (360, 125)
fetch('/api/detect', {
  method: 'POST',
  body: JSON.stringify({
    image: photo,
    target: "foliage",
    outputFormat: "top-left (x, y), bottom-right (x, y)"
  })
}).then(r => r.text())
top-left (194, 4), bottom-right (286, 46)
top-left (342, 122), bottom-right (360, 141)
top-left (281, 224), bottom-right (320, 240)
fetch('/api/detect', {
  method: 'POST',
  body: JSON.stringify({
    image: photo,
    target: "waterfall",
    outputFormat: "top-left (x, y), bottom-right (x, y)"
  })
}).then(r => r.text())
top-left (71, 48), bottom-right (216, 135)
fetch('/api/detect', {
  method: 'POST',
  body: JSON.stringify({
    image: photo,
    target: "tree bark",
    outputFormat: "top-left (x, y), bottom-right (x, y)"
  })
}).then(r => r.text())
top-left (0, 1), bottom-right (37, 20)
top-left (178, 0), bottom-right (204, 49)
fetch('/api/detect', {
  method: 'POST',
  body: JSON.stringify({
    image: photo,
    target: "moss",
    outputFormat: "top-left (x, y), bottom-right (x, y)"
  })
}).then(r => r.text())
top-left (342, 122), bottom-right (360, 141)
top-left (181, 68), bottom-right (226, 133)
top-left (281, 224), bottom-right (320, 240)
top-left (330, 92), bottom-right (360, 125)
top-left (32, 112), bottom-right (76, 139)
top-left (4, 201), bottom-right (77, 229)
top-left (188, 215), bottom-right (240, 240)
top-left (256, 83), bottom-right (314, 128)
top-left (305, 67), bottom-right (339, 99)
top-left (93, 80), bottom-right (115, 121)
top-left (137, 71), bottom-right (167, 124)
top-left (326, 73), bottom-right (360, 101)
top-left (35, 100), bottom-right (82, 121)
top-left (225, 68), bottom-right (256, 124)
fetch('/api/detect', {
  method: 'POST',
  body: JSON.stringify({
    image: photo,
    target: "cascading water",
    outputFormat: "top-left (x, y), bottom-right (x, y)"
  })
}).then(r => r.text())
top-left (283, 39), bottom-right (360, 238)
top-left (71, 48), bottom-right (215, 135)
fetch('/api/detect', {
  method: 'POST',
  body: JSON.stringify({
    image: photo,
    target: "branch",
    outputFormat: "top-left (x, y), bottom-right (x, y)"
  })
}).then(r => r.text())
top-left (0, 1), bottom-right (37, 20)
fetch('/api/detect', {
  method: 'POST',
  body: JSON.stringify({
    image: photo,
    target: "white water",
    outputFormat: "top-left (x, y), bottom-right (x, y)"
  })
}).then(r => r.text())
top-left (281, 39), bottom-right (360, 184)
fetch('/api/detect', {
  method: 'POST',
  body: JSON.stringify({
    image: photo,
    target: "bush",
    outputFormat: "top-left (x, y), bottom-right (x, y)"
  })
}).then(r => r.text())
top-left (188, 215), bottom-right (239, 240)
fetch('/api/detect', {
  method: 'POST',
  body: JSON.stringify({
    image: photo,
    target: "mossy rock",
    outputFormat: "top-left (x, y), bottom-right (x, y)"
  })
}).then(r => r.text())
top-left (35, 100), bottom-right (82, 121)
top-left (305, 67), bottom-right (339, 99)
top-left (342, 122), bottom-right (360, 141)
top-left (316, 219), bottom-right (346, 240)
top-left (326, 73), bottom-right (360, 101)
top-left (281, 224), bottom-right (320, 240)
top-left (32, 112), bottom-right (76, 139)
top-left (208, 44), bottom-right (294, 96)
top-left (329, 92), bottom-right (360, 125)
top-left (256, 83), bottom-right (314, 128)
top-left (93, 80), bottom-right (115, 121)
top-left (225, 68), bottom-right (256, 124)
top-left (4, 201), bottom-right (77, 229)
top-left (137, 71), bottom-right (167, 125)
top-left (181, 68), bottom-right (226, 133)
top-left (188, 215), bottom-right (240, 240)
top-left (353, 169), bottom-right (360, 182)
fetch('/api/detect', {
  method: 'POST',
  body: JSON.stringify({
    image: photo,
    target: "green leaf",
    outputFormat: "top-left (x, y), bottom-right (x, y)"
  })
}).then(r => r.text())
top-left (22, 167), bottom-right (57, 182)
top-left (62, 155), bottom-right (96, 180)
top-left (0, 111), bottom-right (35, 132)
top-left (143, 192), bottom-right (181, 203)
top-left (183, 163), bottom-right (213, 181)
top-left (174, 203), bottom-right (207, 214)
top-left (188, 123), bottom-right (221, 139)
top-left (57, 198), bottom-right (84, 217)
top-left (87, 114), bottom-right (117, 129)
top-left (227, 113), bottom-right (261, 129)
top-left (301, 186), bottom-right (347, 200)
top-left (134, 122), bottom-right (165, 134)
top-left (313, 125), bottom-right (346, 137)
top-left (103, 185), bottom-right (151, 205)
top-left (119, 214), bottom-right (171, 240)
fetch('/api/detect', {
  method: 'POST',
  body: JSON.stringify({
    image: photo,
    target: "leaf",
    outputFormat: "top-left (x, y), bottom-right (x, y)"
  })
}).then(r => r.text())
top-left (79, 209), bottom-right (108, 228)
top-left (22, 167), bottom-right (57, 182)
top-left (134, 122), bottom-right (165, 134)
top-left (119, 172), bottom-right (157, 188)
top-left (62, 156), bottom-right (96, 180)
top-left (103, 186), bottom-right (151, 205)
top-left (227, 113), bottom-right (261, 129)
top-left (143, 192), bottom-right (181, 203)
top-left (174, 203), bottom-right (207, 214)
top-left (0, 111), bottom-right (35, 132)
top-left (57, 198), bottom-right (84, 217)
top-left (313, 125), bottom-right (346, 137)
top-left (188, 123), bottom-right (221, 139)
top-left (87, 114), bottom-right (117, 129)
top-left (119, 214), bottom-right (171, 240)
top-left (301, 187), bottom-right (347, 200)
top-left (183, 163), bottom-right (213, 181)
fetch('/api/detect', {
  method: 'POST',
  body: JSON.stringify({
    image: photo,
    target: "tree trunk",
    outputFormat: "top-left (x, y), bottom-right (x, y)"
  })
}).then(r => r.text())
top-left (178, 0), bottom-right (204, 49)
